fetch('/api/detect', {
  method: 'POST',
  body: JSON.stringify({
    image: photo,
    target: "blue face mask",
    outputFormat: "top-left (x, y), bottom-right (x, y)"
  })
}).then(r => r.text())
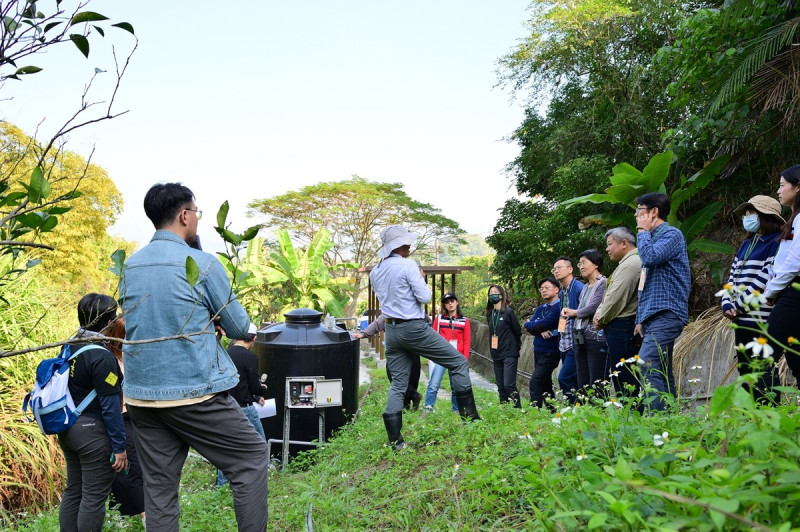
top-left (488, 294), bottom-right (501, 305)
top-left (742, 214), bottom-right (760, 233)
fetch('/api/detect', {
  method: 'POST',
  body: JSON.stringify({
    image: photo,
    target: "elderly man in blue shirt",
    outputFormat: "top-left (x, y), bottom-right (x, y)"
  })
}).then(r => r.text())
top-left (633, 193), bottom-right (691, 411)
top-left (369, 225), bottom-right (480, 450)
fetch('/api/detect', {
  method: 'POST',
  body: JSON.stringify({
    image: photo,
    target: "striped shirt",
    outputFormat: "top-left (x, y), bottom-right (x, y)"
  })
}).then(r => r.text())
top-left (721, 232), bottom-right (781, 326)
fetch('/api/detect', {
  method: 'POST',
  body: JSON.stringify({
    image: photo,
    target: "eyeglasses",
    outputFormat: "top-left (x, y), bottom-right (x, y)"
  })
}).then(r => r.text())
top-left (185, 207), bottom-right (203, 220)
top-left (551, 265), bottom-right (568, 273)
top-left (634, 206), bottom-right (651, 218)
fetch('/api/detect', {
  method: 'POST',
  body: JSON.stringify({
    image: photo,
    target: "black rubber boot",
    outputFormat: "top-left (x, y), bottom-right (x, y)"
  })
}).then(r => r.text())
top-left (409, 391), bottom-right (422, 411)
top-left (382, 412), bottom-right (406, 451)
top-left (454, 388), bottom-right (481, 421)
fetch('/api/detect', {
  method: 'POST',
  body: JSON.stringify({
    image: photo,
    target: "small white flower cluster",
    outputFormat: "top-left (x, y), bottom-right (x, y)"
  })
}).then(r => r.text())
top-left (552, 406), bottom-right (573, 425)
top-left (741, 337), bottom-right (774, 358)
top-left (715, 284), bottom-right (767, 308)
top-left (616, 354), bottom-right (646, 368)
top-left (603, 397), bottom-right (623, 408)
top-left (653, 431), bottom-right (669, 446)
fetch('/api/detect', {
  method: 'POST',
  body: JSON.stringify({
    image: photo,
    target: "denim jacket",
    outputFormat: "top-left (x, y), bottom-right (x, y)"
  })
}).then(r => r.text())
top-left (119, 230), bottom-right (250, 401)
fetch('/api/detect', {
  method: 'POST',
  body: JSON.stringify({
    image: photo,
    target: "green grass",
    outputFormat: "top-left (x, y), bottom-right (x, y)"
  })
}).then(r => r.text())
top-left (12, 367), bottom-right (800, 531)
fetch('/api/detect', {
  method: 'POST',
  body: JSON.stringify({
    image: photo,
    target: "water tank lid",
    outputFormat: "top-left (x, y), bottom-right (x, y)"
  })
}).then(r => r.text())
top-left (284, 308), bottom-right (323, 324)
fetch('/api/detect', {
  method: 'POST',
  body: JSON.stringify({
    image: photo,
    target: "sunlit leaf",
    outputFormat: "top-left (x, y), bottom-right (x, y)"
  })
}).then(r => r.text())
top-left (70, 11), bottom-right (109, 25)
top-left (109, 249), bottom-right (127, 276)
top-left (216, 201), bottom-right (229, 229)
top-left (185, 256), bottom-right (199, 286)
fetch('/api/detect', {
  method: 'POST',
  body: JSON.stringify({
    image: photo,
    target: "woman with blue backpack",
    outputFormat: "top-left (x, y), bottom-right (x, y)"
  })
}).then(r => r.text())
top-left (58, 293), bottom-right (127, 532)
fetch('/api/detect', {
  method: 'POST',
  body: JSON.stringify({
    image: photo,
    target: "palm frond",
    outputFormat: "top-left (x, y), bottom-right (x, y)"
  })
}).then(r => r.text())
top-left (749, 46), bottom-right (800, 124)
top-left (708, 17), bottom-right (800, 115)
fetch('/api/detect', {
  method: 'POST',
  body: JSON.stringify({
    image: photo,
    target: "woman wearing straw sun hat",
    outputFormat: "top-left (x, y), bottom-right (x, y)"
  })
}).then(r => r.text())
top-left (721, 195), bottom-right (784, 403)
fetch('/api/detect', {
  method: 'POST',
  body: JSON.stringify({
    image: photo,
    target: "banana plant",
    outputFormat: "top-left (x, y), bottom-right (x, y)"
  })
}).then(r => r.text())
top-left (265, 228), bottom-right (356, 319)
top-left (562, 151), bottom-right (735, 262)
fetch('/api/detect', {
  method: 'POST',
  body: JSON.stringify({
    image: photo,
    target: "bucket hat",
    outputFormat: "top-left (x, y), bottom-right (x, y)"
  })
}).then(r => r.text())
top-left (733, 195), bottom-right (785, 223)
top-left (377, 225), bottom-right (418, 259)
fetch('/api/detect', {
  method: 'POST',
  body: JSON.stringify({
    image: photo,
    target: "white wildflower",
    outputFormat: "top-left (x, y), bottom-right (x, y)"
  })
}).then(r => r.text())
top-left (745, 337), bottom-right (774, 358)
top-left (653, 432), bottom-right (669, 446)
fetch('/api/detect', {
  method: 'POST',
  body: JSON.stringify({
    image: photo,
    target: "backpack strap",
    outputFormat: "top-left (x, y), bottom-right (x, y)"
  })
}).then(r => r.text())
top-left (74, 390), bottom-right (98, 416)
top-left (66, 344), bottom-right (109, 413)
top-left (66, 344), bottom-right (107, 361)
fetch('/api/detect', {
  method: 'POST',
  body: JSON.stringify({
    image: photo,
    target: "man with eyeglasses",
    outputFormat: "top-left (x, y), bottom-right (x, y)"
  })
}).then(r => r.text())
top-left (524, 277), bottom-right (562, 408)
top-left (551, 256), bottom-right (583, 404)
top-left (633, 193), bottom-right (690, 412)
top-left (120, 183), bottom-right (269, 530)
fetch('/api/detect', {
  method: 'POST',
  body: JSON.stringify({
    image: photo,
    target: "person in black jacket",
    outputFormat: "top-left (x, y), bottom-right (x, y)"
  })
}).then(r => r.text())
top-left (524, 278), bottom-right (562, 409)
top-left (59, 293), bottom-right (127, 532)
top-left (486, 285), bottom-right (522, 407)
top-left (216, 323), bottom-right (269, 487)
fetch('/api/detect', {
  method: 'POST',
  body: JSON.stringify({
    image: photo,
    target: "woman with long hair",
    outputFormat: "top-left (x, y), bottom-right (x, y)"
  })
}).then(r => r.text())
top-left (485, 285), bottom-right (522, 407)
top-left (58, 294), bottom-right (127, 532)
top-left (721, 196), bottom-right (784, 403)
top-left (764, 166), bottom-right (800, 393)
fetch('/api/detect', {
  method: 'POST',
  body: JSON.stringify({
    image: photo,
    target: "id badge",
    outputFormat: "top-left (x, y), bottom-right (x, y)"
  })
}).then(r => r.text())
top-left (449, 339), bottom-right (459, 349)
top-left (557, 317), bottom-right (567, 333)
top-left (638, 268), bottom-right (647, 291)
top-left (491, 335), bottom-right (499, 349)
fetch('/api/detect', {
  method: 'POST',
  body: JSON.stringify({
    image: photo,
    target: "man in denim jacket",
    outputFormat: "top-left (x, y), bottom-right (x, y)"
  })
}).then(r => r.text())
top-left (120, 183), bottom-right (268, 531)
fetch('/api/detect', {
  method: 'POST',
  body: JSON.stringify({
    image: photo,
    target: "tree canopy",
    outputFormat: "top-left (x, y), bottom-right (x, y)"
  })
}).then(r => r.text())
top-left (248, 175), bottom-right (464, 314)
top-left (491, 0), bottom-right (800, 309)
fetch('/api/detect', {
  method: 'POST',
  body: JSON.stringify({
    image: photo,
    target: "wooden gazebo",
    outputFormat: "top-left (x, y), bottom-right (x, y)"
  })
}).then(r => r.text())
top-left (358, 265), bottom-right (474, 358)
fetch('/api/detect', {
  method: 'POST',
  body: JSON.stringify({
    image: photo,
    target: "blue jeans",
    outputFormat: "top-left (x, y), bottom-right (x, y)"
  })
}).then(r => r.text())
top-left (424, 361), bottom-right (458, 411)
top-left (558, 349), bottom-right (578, 403)
top-left (639, 310), bottom-right (684, 411)
top-left (605, 316), bottom-right (638, 396)
top-left (216, 404), bottom-right (266, 486)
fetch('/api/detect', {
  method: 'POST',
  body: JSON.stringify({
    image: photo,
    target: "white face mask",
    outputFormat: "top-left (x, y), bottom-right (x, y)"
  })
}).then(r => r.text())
top-left (742, 214), bottom-right (760, 233)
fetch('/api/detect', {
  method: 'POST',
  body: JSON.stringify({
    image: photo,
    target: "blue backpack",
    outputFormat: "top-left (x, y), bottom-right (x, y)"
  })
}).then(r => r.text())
top-left (23, 344), bottom-right (103, 435)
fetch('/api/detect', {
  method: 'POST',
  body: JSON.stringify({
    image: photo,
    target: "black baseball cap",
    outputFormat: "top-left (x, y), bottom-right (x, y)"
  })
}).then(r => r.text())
top-left (441, 292), bottom-right (458, 303)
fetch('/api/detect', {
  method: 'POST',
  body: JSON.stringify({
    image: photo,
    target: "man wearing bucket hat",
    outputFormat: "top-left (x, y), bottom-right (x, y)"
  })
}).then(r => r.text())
top-left (370, 225), bottom-right (480, 450)
top-left (721, 195), bottom-right (784, 403)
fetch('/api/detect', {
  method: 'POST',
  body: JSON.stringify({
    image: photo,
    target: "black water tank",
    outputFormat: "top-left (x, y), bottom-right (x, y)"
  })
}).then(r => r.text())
top-left (253, 308), bottom-right (360, 456)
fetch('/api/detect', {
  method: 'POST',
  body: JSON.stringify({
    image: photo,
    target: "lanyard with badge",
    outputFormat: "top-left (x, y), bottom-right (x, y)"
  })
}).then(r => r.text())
top-left (557, 279), bottom-right (573, 333)
top-left (447, 316), bottom-right (459, 350)
top-left (732, 237), bottom-right (759, 280)
top-left (491, 309), bottom-right (501, 349)
top-left (638, 225), bottom-right (667, 291)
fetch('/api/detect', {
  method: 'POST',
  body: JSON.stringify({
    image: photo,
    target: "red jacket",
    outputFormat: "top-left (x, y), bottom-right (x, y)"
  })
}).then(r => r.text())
top-left (432, 315), bottom-right (470, 360)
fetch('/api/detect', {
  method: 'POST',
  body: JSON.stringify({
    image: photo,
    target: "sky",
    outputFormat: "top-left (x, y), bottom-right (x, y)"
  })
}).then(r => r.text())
top-left (3, 1), bottom-right (532, 254)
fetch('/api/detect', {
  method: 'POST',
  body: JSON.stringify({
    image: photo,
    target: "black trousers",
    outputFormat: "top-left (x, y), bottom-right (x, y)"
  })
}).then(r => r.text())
top-left (766, 279), bottom-right (800, 394)
top-left (529, 350), bottom-right (560, 408)
top-left (109, 413), bottom-right (145, 516)
top-left (493, 356), bottom-right (520, 407)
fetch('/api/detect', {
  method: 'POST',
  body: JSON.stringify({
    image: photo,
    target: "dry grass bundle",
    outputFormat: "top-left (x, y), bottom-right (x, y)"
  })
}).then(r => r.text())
top-left (674, 307), bottom-right (796, 400)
